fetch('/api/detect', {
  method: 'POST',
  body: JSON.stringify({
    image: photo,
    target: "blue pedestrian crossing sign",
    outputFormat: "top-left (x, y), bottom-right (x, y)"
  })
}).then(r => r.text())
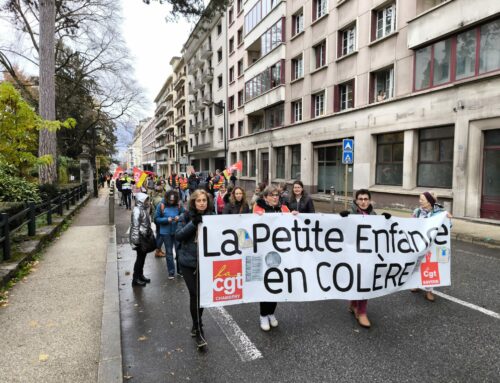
top-left (343, 139), bottom-right (354, 152)
top-left (342, 151), bottom-right (353, 164)
top-left (342, 138), bottom-right (354, 164)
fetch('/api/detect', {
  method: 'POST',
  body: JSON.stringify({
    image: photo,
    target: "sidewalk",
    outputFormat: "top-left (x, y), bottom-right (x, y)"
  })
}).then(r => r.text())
top-left (0, 187), bottom-right (117, 383)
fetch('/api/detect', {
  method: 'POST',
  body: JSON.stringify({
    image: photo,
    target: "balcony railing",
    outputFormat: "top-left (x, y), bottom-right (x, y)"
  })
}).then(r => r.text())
top-left (200, 42), bottom-right (213, 59)
top-left (192, 142), bottom-right (212, 151)
top-left (201, 67), bottom-right (214, 83)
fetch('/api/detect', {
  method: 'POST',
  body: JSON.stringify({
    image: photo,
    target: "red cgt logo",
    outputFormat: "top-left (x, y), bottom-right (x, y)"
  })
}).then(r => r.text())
top-left (212, 260), bottom-right (243, 302)
top-left (420, 252), bottom-right (440, 286)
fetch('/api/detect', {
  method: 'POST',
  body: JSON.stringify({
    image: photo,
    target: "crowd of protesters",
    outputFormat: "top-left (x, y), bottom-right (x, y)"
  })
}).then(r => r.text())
top-left (124, 167), bottom-right (452, 349)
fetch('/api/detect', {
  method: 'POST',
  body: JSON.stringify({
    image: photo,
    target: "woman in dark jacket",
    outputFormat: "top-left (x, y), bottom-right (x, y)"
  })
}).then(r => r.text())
top-left (175, 189), bottom-right (213, 349)
top-left (222, 186), bottom-right (250, 214)
top-left (287, 180), bottom-right (315, 213)
top-left (253, 185), bottom-right (290, 331)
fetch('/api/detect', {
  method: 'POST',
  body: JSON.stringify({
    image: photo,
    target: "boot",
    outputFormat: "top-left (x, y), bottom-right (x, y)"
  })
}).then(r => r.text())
top-left (138, 275), bottom-right (151, 283)
top-left (357, 314), bottom-right (371, 329)
top-left (425, 291), bottom-right (435, 302)
top-left (194, 330), bottom-right (207, 349)
top-left (132, 279), bottom-right (146, 287)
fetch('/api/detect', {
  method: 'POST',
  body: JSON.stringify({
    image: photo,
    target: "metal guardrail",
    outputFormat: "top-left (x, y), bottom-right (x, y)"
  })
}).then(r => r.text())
top-left (0, 183), bottom-right (88, 261)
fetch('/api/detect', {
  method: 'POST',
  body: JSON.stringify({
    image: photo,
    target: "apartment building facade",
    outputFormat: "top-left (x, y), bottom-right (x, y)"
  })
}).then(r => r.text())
top-left (184, 11), bottom-right (228, 172)
top-left (141, 118), bottom-right (156, 171)
top-left (221, 0), bottom-right (500, 219)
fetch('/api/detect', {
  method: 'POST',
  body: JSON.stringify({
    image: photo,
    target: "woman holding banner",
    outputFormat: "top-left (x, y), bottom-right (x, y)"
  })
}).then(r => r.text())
top-left (175, 189), bottom-right (213, 349)
top-left (411, 191), bottom-right (452, 302)
top-left (253, 185), bottom-right (290, 331)
top-left (288, 180), bottom-right (315, 213)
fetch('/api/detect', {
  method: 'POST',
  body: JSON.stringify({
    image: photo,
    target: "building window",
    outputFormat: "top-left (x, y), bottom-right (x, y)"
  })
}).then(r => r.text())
top-left (217, 23), bottom-right (222, 36)
top-left (217, 74), bottom-right (223, 89)
top-left (373, 3), bottom-right (396, 41)
top-left (237, 59), bottom-right (244, 77)
top-left (312, 91), bottom-right (325, 118)
top-left (229, 123), bottom-right (235, 139)
top-left (313, 0), bottom-right (327, 21)
top-left (275, 147), bottom-right (285, 179)
top-left (228, 95), bottom-right (235, 111)
top-left (292, 9), bottom-right (304, 36)
top-left (415, 18), bottom-right (500, 91)
top-left (291, 55), bottom-right (304, 81)
top-left (238, 120), bottom-right (243, 136)
top-left (229, 66), bottom-right (235, 83)
top-left (337, 80), bottom-right (354, 111)
top-left (238, 90), bottom-right (244, 107)
top-left (260, 18), bottom-right (284, 58)
top-left (229, 37), bottom-right (235, 54)
top-left (479, 19), bottom-right (500, 74)
top-left (372, 66), bottom-right (394, 102)
top-left (218, 128), bottom-right (223, 141)
top-left (249, 151), bottom-right (256, 177)
top-left (376, 132), bottom-right (404, 186)
top-left (245, 60), bottom-right (284, 101)
top-left (290, 145), bottom-right (301, 179)
top-left (339, 23), bottom-right (356, 57)
top-left (292, 100), bottom-right (302, 123)
top-left (241, 151), bottom-right (248, 176)
top-left (228, 7), bottom-right (234, 24)
top-left (217, 48), bottom-right (223, 62)
top-left (245, 0), bottom-right (280, 35)
top-left (314, 40), bottom-right (326, 69)
top-left (237, 28), bottom-right (243, 45)
top-left (237, 0), bottom-right (243, 14)
top-left (418, 126), bottom-right (454, 188)
top-left (265, 103), bottom-right (284, 129)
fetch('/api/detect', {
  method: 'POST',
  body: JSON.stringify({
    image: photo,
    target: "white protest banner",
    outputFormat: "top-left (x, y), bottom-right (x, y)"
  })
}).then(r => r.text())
top-left (198, 213), bottom-right (451, 308)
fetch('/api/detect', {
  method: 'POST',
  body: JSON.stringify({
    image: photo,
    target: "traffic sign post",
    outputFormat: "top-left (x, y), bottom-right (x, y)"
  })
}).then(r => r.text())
top-left (342, 139), bottom-right (354, 210)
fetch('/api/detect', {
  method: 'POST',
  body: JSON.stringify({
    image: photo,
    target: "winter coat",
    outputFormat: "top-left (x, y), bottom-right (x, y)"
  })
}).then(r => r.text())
top-left (252, 198), bottom-right (290, 214)
top-left (129, 193), bottom-right (152, 248)
top-left (188, 174), bottom-right (199, 191)
top-left (155, 199), bottom-right (185, 236)
top-left (288, 195), bottom-right (315, 213)
top-left (350, 202), bottom-right (377, 216)
top-left (412, 204), bottom-right (444, 218)
top-left (222, 201), bottom-right (250, 214)
top-left (175, 210), bottom-right (214, 269)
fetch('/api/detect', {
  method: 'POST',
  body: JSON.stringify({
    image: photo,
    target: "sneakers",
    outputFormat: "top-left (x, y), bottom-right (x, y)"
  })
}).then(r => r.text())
top-left (268, 314), bottom-right (278, 328)
top-left (168, 274), bottom-right (175, 280)
top-left (260, 316), bottom-right (271, 331)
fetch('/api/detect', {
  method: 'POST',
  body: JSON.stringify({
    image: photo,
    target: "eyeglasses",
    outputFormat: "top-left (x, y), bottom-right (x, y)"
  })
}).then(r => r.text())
top-left (357, 198), bottom-right (370, 201)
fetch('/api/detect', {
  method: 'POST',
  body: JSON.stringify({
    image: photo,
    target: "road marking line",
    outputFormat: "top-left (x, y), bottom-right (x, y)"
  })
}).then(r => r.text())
top-left (434, 291), bottom-right (500, 320)
top-left (208, 307), bottom-right (263, 362)
top-left (455, 249), bottom-right (499, 262)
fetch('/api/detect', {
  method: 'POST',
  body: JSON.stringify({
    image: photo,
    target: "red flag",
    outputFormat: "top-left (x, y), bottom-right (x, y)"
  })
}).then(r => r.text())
top-left (230, 160), bottom-right (243, 172)
top-left (132, 167), bottom-right (142, 184)
top-left (112, 167), bottom-right (123, 180)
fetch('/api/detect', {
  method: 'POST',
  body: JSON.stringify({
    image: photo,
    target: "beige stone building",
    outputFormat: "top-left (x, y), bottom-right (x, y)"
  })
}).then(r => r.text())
top-left (223, 0), bottom-right (500, 219)
top-left (140, 118), bottom-right (156, 171)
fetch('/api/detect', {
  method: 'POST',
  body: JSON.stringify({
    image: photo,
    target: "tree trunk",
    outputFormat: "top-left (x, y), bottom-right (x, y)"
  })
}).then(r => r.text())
top-left (38, 0), bottom-right (57, 184)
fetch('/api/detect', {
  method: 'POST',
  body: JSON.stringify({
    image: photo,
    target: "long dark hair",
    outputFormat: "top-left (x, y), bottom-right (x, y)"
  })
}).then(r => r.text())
top-left (188, 189), bottom-right (213, 214)
top-left (292, 180), bottom-right (306, 197)
top-left (229, 186), bottom-right (249, 213)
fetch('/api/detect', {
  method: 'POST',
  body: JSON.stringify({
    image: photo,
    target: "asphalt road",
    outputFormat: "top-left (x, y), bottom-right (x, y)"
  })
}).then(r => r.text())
top-left (116, 202), bottom-right (500, 383)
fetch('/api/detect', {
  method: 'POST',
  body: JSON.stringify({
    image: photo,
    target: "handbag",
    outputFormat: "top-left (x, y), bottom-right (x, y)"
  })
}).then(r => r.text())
top-left (139, 229), bottom-right (157, 253)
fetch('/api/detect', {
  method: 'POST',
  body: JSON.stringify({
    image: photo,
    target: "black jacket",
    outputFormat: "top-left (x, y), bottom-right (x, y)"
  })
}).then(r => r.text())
top-left (188, 174), bottom-right (199, 191)
top-left (175, 210), bottom-right (213, 269)
top-left (222, 201), bottom-right (250, 214)
top-left (287, 195), bottom-right (315, 213)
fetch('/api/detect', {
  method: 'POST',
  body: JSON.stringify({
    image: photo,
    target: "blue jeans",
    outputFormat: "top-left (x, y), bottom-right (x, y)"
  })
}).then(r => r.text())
top-left (158, 234), bottom-right (177, 276)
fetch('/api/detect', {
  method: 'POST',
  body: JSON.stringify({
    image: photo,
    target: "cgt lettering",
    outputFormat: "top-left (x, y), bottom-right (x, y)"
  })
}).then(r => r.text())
top-left (213, 273), bottom-right (243, 295)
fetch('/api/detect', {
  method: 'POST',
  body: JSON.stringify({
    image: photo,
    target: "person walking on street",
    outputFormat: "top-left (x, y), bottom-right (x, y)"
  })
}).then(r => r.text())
top-left (339, 189), bottom-right (391, 328)
top-left (121, 173), bottom-right (133, 210)
top-left (175, 190), bottom-right (214, 349)
top-left (129, 193), bottom-right (154, 287)
top-left (288, 180), bottom-right (315, 213)
top-left (155, 190), bottom-right (185, 279)
top-left (214, 183), bottom-right (228, 214)
top-left (253, 185), bottom-right (290, 331)
top-left (168, 172), bottom-right (179, 192)
top-left (116, 173), bottom-right (124, 206)
top-left (188, 169), bottom-right (199, 195)
top-left (222, 186), bottom-right (250, 214)
top-left (411, 191), bottom-right (452, 302)
top-left (179, 174), bottom-right (189, 203)
top-left (150, 186), bottom-right (165, 258)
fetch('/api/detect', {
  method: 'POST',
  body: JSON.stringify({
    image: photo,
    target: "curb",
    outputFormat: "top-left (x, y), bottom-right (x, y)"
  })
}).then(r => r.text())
top-left (97, 225), bottom-right (122, 383)
top-left (0, 193), bottom-right (91, 289)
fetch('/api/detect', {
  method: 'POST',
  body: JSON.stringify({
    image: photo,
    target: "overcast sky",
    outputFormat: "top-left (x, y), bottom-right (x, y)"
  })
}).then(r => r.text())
top-left (121, 1), bottom-right (192, 117)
